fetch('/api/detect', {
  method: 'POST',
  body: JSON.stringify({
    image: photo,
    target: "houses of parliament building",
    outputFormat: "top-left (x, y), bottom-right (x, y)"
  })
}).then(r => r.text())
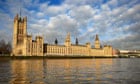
top-left (12, 14), bottom-right (113, 57)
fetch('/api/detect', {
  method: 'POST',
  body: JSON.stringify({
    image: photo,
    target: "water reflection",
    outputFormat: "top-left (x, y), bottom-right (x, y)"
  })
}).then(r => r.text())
top-left (10, 59), bottom-right (45, 84)
top-left (1, 58), bottom-right (138, 84)
top-left (10, 59), bottom-right (115, 84)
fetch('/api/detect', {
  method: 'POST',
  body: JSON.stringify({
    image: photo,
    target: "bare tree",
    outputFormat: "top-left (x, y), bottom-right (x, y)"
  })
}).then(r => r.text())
top-left (0, 39), bottom-right (12, 55)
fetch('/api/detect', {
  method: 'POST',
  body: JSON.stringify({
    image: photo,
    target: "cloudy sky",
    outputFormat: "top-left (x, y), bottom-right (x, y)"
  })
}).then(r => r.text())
top-left (0, 0), bottom-right (140, 50)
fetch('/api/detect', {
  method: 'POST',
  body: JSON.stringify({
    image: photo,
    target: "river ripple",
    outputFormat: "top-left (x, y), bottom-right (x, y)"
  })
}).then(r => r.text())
top-left (0, 58), bottom-right (140, 84)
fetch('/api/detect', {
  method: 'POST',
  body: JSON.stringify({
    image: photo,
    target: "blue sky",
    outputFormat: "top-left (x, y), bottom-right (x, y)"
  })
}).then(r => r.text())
top-left (0, 0), bottom-right (140, 50)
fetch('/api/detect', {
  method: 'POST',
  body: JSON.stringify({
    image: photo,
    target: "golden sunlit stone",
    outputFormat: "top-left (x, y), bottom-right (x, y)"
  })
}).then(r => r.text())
top-left (12, 14), bottom-right (113, 57)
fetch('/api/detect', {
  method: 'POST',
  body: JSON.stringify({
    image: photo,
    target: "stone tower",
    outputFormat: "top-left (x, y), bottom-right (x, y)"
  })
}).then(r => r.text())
top-left (94, 34), bottom-right (100, 48)
top-left (12, 14), bottom-right (27, 56)
top-left (65, 33), bottom-right (71, 47)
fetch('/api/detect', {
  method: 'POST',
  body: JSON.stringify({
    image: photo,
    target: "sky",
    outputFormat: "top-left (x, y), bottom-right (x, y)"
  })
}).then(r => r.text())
top-left (0, 0), bottom-right (140, 50)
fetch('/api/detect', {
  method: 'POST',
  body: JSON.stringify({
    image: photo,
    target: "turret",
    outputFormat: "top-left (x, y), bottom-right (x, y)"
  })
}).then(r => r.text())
top-left (86, 42), bottom-right (91, 48)
top-left (94, 34), bottom-right (100, 48)
top-left (23, 16), bottom-right (27, 36)
top-left (36, 36), bottom-right (44, 56)
top-left (75, 38), bottom-right (78, 45)
top-left (14, 14), bottom-right (18, 22)
top-left (12, 13), bottom-right (27, 56)
top-left (103, 45), bottom-right (113, 56)
top-left (13, 14), bottom-right (18, 49)
top-left (65, 32), bottom-right (71, 47)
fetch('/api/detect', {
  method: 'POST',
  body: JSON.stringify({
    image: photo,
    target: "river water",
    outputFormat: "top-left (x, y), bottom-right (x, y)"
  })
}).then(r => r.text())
top-left (0, 58), bottom-right (140, 84)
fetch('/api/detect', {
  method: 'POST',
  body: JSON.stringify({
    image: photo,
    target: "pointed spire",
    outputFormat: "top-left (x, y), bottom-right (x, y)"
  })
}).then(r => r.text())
top-left (16, 14), bottom-right (19, 18)
top-left (14, 14), bottom-right (19, 22)
top-left (20, 8), bottom-right (21, 17)
top-left (18, 8), bottom-right (22, 22)
top-left (55, 38), bottom-right (58, 45)
top-left (94, 34), bottom-right (101, 48)
top-left (76, 38), bottom-right (78, 45)
top-left (67, 32), bottom-right (70, 38)
top-left (23, 16), bottom-right (27, 22)
top-left (95, 34), bottom-right (99, 41)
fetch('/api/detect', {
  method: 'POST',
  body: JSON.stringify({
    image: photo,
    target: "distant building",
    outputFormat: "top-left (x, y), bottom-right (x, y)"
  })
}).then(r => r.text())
top-left (12, 14), bottom-right (113, 57)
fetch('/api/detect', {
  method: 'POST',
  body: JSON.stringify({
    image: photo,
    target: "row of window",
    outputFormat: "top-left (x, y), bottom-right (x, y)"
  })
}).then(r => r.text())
top-left (18, 23), bottom-right (24, 34)
top-left (47, 47), bottom-right (88, 55)
top-left (27, 43), bottom-right (42, 53)
top-left (18, 29), bottom-right (23, 34)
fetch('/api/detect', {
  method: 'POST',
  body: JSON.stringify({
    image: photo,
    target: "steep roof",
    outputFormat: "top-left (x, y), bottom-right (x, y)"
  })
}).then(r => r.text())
top-left (95, 34), bottom-right (99, 41)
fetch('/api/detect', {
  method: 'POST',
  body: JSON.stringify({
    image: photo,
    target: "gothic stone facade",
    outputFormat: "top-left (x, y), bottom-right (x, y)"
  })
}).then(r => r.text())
top-left (12, 14), bottom-right (43, 56)
top-left (12, 14), bottom-right (113, 57)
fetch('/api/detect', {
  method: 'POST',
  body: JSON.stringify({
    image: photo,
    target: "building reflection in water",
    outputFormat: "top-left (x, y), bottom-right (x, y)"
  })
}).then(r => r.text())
top-left (10, 58), bottom-right (113, 84)
top-left (94, 59), bottom-right (113, 84)
top-left (10, 59), bottom-right (46, 84)
top-left (10, 60), bottom-right (30, 84)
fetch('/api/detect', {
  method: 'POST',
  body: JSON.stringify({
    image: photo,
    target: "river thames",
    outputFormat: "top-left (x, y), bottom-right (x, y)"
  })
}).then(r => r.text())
top-left (0, 58), bottom-right (140, 84)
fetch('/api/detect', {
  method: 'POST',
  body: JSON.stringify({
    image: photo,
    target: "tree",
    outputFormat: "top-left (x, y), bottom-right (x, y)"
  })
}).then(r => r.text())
top-left (6, 41), bottom-right (12, 54)
top-left (0, 39), bottom-right (6, 54)
top-left (0, 39), bottom-right (12, 55)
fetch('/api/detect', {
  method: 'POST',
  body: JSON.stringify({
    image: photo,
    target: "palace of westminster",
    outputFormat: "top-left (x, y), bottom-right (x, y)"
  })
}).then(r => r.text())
top-left (12, 14), bottom-right (114, 57)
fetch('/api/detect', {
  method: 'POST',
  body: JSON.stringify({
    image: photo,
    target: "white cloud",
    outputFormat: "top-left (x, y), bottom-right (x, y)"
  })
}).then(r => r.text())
top-left (93, 15), bottom-right (102, 21)
top-left (0, 0), bottom-right (140, 49)
top-left (69, 5), bottom-right (95, 20)
top-left (45, 14), bottom-right (79, 43)
top-left (39, 3), bottom-right (69, 16)
top-left (36, 12), bottom-right (44, 17)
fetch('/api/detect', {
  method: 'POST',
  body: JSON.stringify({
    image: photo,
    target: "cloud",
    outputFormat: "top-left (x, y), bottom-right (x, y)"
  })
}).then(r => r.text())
top-left (39, 3), bottom-right (69, 16)
top-left (0, 30), bottom-right (12, 43)
top-left (108, 33), bottom-right (140, 50)
top-left (0, 0), bottom-right (140, 50)
top-left (45, 14), bottom-right (79, 43)
top-left (69, 5), bottom-right (95, 28)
